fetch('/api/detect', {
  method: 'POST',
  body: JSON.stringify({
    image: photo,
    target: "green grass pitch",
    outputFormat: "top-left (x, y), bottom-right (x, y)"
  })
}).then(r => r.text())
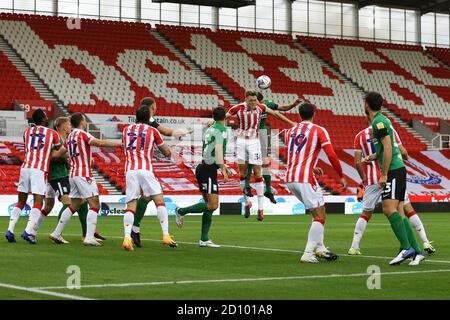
top-left (0, 213), bottom-right (449, 300)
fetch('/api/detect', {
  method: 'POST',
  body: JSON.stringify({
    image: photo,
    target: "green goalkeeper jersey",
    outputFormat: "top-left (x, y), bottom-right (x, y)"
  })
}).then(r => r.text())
top-left (372, 111), bottom-right (405, 172)
top-left (48, 136), bottom-right (69, 181)
top-left (259, 100), bottom-right (278, 129)
top-left (202, 122), bottom-right (227, 166)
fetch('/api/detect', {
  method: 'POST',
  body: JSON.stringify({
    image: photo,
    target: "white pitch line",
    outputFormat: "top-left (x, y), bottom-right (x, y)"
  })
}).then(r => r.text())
top-left (63, 234), bottom-right (450, 265)
top-left (32, 269), bottom-right (450, 290)
top-left (0, 282), bottom-right (94, 300)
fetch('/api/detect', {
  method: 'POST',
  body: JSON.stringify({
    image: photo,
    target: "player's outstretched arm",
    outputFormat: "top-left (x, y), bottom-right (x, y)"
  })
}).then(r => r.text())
top-left (90, 139), bottom-right (123, 148)
top-left (277, 98), bottom-right (303, 112)
top-left (323, 143), bottom-right (347, 189)
top-left (266, 108), bottom-right (296, 126)
top-left (158, 144), bottom-right (172, 158)
top-left (157, 125), bottom-right (193, 137)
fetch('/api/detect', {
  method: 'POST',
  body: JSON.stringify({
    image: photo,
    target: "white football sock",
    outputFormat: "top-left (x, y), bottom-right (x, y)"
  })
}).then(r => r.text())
top-left (408, 213), bottom-right (429, 244)
top-left (351, 217), bottom-right (368, 249)
top-left (304, 221), bottom-right (324, 254)
top-left (124, 211), bottom-right (134, 238)
top-left (132, 225), bottom-right (140, 233)
top-left (54, 207), bottom-right (74, 237)
top-left (25, 208), bottom-right (41, 234)
top-left (7, 206), bottom-right (22, 233)
top-left (31, 212), bottom-right (46, 236)
top-left (255, 180), bottom-right (264, 210)
top-left (157, 205), bottom-right (169, 236)
top-left (85, 210), bottom-right (98, 241)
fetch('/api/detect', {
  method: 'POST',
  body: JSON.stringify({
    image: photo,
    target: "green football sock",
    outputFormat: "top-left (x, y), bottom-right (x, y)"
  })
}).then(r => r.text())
top-left (78, 202), bottom-right (88, 237)
top-left (245, 164), bottom-right (253, 189)
top-left (403, 218), bottom-right (422, 253)
top-left (133, 197), bottom-right (150, 228)
top-left (201, 210), bottom-right (213, 242)
top-left (263, 174), bottom-right (272, 193)
top-left (179, 203), bottom-right (208, 216)
top-left (57, 204), bottom-right (68, 221)
top-left (387, 212), bottom-right (411, 250)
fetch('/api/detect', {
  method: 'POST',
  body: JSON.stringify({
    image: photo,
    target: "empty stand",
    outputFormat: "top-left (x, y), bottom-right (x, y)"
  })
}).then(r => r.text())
top-left (297, 36), bottom-right (450, 122)
top-left (0, 49), bottom-right (41, 110)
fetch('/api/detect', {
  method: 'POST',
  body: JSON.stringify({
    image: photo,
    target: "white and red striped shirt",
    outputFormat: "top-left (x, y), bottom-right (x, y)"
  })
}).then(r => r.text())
top-left (285, 121), bottom-right (333, 185)
top-left (354, 126), bottom-right (402, 185)
top-left (228, 102), bottom-right (266, 138)
top-left (123, 123), bottom-right (164, 173)
top-left (67, 129), bottom-right (95, 178)
top-left (22, 126), bottom-right (61, 173)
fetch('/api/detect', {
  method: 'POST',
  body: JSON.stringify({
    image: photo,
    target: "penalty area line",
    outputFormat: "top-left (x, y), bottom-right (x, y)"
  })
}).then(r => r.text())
top-left (0, 282), bottom-right (94, 300)
top-left (32, 269), bottom-right (450, 290)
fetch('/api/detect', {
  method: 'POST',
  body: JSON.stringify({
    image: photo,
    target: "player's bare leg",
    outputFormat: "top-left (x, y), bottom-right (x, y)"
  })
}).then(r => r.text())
top-left (404, 202), bottom-right (434, 254)
top-left (5, 192), bottom-right (28, 243)
top-left (252, 164), bottom-right (265, 221)
top-left (51, 197), bottom-right (79, 244)
top-left (152, 194), bottom-right (177, 248)
top-left (21, 193), bottom-right (45, 244)
top-left (238, 161), bottom-right (253, 218)
top-left (348, 210), bottom-right (373, 255)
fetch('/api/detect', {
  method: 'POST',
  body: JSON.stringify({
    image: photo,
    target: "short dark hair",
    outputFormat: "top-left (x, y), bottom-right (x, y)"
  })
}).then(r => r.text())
top-left (299, 102), bottom-right (316, 120)
top-left (256, 92), bottom-right (264, 102)
top-left (136, 105), bottom-right (150, 124)
top-left (140, 97), bottom-right (155, 107)
top-left (245, 89), bottom-right (258, 98)
top-left (365, 92), bottom-right (383, 111)
top-left (32, 108), bottom-right (47, 126)
top-left (213, 106), bottom-right (226, 121)
top-left (70, 113), bottom-right (85, 128)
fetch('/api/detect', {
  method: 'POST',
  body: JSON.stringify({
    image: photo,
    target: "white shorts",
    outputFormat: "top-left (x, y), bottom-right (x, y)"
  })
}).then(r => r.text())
top-left (17, 168), bottom-right (47, 195)
top-left (362, 184), bottom-right (383, 211)
top-left (236, 138), bottom-right (262, 165)
top-left (363, 184), bottom-right (410, 211)
top-left (69, 176), bottom-right (99, 199)
top-left (286, 182), bottom-right (324, 210)
top-left (125, 170), bottom-right (162, 203)
top-left (45, 183), bottom-right (56, 199)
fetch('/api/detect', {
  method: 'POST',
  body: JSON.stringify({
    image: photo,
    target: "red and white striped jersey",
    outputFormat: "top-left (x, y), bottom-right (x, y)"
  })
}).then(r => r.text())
top-left (285, 121), bottom-right (331, 185)
top-left (22, 126), bottom-right (61, 173)
top-left (67, 129), bottom-right (95, 178)
top-left (354, 126), bottom-right (402, 185)
top-left (122, 123), bottom-right (164, 173)
top-left (228, 102), bottom-right (266, 138)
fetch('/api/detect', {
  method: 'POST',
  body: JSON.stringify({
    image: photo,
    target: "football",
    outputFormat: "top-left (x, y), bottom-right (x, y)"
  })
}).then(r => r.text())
top-left (256, 75), bottom-right (271, 90)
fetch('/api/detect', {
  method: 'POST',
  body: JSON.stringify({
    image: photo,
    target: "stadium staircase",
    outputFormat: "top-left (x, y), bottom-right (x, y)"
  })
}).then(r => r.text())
top-left (0, 34), bottom-right (69, 116)
top-left (150, 29), bottom-right (240, 106)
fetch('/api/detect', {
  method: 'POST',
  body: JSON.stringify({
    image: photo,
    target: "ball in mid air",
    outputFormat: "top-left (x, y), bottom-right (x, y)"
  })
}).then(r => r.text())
top-left (256, 75), bottom-right (271, 90)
